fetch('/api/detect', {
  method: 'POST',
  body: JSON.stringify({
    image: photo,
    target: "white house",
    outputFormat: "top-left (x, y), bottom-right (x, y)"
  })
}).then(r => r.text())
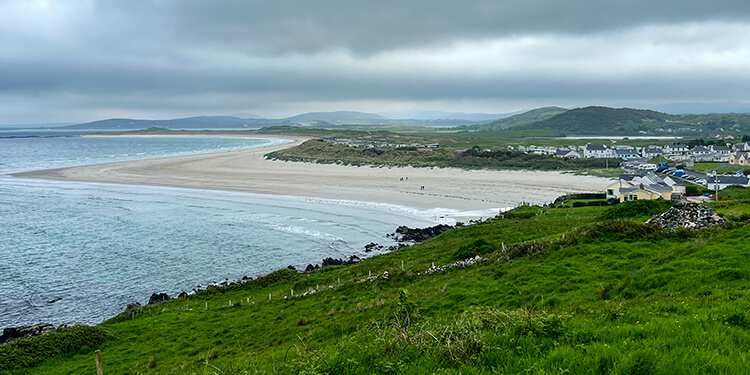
top-left (691, 146), bottom-right (713, 162)
top-left (583, 144), bottom-right (613, 158)
top-left (614, 147), bottom-right (640, 159)
top-left (706, 175), bottom-right (750, 190)
top-left (642, 146), bottom-right (663, 159)
top-left (664, 143), bottom-right (690, 157)
top-left (711, 145), bottom-right (732, 162)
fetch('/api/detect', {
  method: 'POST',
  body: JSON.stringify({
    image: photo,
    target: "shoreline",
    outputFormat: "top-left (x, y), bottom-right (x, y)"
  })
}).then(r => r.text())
top-left (12, 135), bottom-right (614, 221)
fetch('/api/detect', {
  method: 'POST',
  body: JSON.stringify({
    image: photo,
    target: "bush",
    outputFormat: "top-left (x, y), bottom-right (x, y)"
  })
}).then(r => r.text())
top-left (452, 239), bottom-right (496, 261)
top-left (686, 185), bottom-right (711, 196)
top-left (572, 201), bottom-right (609, 207)
top-left (0, 325), bottom-right (113, 371)
top-left (599, 199), bottom-right (672, 220)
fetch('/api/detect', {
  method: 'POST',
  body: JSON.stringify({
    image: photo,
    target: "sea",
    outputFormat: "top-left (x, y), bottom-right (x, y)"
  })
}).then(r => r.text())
top-left (0, 130), bottom-right (439, 329)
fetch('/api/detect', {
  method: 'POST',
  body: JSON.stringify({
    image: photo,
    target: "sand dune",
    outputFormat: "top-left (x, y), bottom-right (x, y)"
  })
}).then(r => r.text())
top-left (13, 136), bottom-right (614, 220)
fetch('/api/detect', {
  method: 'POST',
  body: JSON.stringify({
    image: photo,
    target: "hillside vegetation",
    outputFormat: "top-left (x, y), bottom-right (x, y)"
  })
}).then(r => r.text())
top-left (466, 107), bottom-right (568, 131)
top-left (267, 139), bottom-right (620, 173)
top-left (5, 195), bottom-right (750, 374)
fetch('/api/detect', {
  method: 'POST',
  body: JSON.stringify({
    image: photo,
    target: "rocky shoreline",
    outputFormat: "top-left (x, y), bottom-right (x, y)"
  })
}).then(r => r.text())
top-left (0, 222), bottom-right (459, 344)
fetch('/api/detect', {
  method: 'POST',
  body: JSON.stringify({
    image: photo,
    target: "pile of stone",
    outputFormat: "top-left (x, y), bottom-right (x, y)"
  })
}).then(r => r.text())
top-left (646, 202), bottom-right (726, 229)
top-left (0, 322), bottom-right (55, 344)
top-left (420, 256), bottom-right (487, 275)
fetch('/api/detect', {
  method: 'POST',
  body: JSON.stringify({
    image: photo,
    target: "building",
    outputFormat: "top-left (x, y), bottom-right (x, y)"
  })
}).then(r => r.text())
top-left (641, 146), bottom-right (663, 159)
top-left (729, 152), bottom-right (750, 166)
top-left (733, 142), bottom-right (750, 152)
top-left (664, 143), bottom-right (690, 158)
top-left (583, 144), bottom-right (613, 158)
top-left (706, 175), bottom-right (750, 190)
top-left (606, 173), bottom-right (684, 203)
top-left (712, 145), bottom-right (732, 162)
top-left (554, 148), bottom-right (581, 158)
top-left (691, 146), bottom-right (713, 162)
top-left (614, 147), bottom-right (640, 159)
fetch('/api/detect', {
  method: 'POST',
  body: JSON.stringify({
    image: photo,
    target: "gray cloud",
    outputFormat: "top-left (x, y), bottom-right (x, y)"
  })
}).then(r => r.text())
top-left (2, 0), bottom-right (750, 123)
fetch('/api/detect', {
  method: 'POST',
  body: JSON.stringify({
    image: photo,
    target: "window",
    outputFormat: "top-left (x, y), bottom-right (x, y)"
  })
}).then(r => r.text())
top-left (607, 189), bottom-right (614, 195)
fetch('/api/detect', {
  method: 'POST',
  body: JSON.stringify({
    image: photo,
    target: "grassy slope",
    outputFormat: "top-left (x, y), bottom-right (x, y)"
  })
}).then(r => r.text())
top-left (467, 107), bottom-right (568, 131)
top-left (7, 198), bottom-right (750, 374)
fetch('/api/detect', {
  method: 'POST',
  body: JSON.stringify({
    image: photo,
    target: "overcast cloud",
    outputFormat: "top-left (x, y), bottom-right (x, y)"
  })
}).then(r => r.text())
top-left (2, 0), bottom-right (750, 123)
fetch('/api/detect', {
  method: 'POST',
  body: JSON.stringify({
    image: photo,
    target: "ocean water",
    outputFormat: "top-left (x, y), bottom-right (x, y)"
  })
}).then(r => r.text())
top-left (0, 134), bottom-right (438, 329)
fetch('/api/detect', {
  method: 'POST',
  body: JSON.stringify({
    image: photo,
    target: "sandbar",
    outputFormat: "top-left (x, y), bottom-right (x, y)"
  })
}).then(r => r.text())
top-left (13, 135), bottom-right (614, 220)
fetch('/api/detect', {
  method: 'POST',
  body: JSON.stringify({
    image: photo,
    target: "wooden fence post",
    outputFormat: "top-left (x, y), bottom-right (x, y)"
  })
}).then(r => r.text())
top-left (95, 350), bottom-right (103, 375)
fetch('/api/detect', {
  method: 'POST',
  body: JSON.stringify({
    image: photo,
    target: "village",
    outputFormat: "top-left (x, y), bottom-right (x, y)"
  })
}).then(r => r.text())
top-left (528, 141), bottom-right (750, 204)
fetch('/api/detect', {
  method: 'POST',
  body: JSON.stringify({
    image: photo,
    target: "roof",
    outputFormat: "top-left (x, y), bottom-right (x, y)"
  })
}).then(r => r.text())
top-left (707, 176), bottom-right (749, 185)
top-left (585, 144), bottom-right (607, 151)
top-left (667, 143), bottom-right (688, 148)
top-left (713, 145), bottom-right (731, 151)
top-left (692, 146), bottom-right (710, 152)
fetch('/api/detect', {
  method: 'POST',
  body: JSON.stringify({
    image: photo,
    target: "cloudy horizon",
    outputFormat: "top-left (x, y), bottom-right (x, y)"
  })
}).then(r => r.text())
top-left (3, 0), bottom-right (750, 124)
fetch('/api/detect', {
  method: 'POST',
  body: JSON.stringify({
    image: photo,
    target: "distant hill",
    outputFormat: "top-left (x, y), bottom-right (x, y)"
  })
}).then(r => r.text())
top-left (514, 106), bottom-right (683, 135)
top-left (467, 107), bottom-right (568, 131)
top-left (383, 110), bottom-right (514, 121)
top-left (284, 111), bottom-right (389, 125)
top-left (61, 116), bottom-right (269, 130)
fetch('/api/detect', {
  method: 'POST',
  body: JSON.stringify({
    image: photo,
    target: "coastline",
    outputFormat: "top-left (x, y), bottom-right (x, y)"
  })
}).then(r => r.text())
top-left (12, 135), bottom-right (614, 221)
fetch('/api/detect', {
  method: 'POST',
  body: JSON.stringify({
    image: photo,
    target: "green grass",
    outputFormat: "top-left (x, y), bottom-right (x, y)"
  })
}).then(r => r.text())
top-left (9, 200), bottom-right (750, 374)
top-left (692, 162), bottom-right (721, 170)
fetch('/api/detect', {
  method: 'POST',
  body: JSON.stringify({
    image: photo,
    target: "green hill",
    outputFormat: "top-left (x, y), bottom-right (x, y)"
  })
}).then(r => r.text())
top-left (468, 106), bottom-right (568, 130)
top-left (6, 196), bottom-right (750, 374)
top-left (515, 106), bottom-right (683, 135)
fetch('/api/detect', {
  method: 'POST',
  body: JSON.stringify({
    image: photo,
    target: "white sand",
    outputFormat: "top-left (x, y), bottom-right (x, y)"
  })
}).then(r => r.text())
top-left (13, 135), bottom-right (615, 220)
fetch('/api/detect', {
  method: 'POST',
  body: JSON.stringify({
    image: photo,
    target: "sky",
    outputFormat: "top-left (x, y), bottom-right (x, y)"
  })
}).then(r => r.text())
top-left (3, 0), bottom-right (750, 124)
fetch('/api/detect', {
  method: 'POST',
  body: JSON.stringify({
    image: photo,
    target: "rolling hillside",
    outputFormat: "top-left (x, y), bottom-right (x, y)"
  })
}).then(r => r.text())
top-left (467, 106), bottom-right (568, 130)
top-left (6, 193), bottom-right (750, 374)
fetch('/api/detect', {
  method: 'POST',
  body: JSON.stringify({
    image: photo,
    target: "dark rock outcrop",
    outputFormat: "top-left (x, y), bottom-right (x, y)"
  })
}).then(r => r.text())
top-left (147, 293), bottom-right (171, 306)
top-left (321, 255), bottom-right (361, 268)
top-left (364, 242), bottom-right (384, 252)
top-left (394, 224), bottom-right (454, 243)
top-left (0, 323), bottom-right (55, 344)
top-left (646, 202), bottom-right (726, 229)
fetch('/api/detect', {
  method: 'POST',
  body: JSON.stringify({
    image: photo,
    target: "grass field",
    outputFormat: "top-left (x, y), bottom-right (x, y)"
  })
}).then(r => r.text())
top-left (5, 196), bottom-right (750, 374)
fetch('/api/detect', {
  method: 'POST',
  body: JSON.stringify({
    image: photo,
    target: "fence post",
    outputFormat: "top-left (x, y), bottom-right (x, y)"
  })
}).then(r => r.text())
top-left (95, 350), bottom-right (103, 375)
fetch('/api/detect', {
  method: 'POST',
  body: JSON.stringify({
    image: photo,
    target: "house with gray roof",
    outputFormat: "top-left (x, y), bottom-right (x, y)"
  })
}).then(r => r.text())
top-left (583, 144), bottom-right (613, 158)
top-left (706, 175), bottom-right (750, 190)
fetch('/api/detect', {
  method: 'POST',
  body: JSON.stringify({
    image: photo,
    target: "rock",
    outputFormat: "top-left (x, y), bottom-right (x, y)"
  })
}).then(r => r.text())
top-left (47, 297), bottom-right (63, 304)
top-left (287, 265), bottom-right (297, 271)
top-left (393, 224), bottom-right (454, 243)
top-left (177, 291), bottom-right (188, 299)
top-left (147, 293), bottom-right (171, 305)
top-left (0, 323), bottom-right (55, 344)
top-left (125, 302), bottom-right (142, 311)
top-left (321, 255), bottom-right (361, 268)
top-left (646, 202), bottom-right (726, 229)
top-left (305, 264), bottom-right (320, 272)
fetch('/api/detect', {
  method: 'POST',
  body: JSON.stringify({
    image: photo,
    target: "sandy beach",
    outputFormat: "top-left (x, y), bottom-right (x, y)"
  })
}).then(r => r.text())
top-left (13, 135), bottom-right (614, 220)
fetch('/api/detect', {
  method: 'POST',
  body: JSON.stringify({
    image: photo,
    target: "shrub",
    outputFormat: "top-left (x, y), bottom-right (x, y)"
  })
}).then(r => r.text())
top-left (452, 239), bottom-right (496, 260)
top-left (599, 199), bottom-right (672, 220)
top-left (0, 325), bottom-right (113, 371)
